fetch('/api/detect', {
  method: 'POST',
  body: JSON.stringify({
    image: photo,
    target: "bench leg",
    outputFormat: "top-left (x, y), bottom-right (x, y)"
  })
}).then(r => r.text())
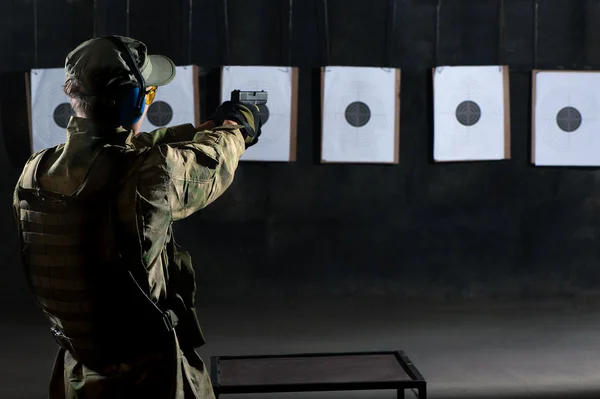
top-left (397, 389), bottom-right (405, 399)
top-left (418, 386), bottom-right (427, 399)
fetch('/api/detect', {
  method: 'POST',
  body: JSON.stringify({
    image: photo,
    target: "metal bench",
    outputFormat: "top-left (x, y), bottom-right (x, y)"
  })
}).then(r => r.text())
top-left (210, 350), bottom-right (427, 398)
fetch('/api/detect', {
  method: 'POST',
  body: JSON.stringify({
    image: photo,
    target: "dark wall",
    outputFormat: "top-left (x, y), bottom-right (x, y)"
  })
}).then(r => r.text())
top-left (2, 0), bottom-right (600, 309)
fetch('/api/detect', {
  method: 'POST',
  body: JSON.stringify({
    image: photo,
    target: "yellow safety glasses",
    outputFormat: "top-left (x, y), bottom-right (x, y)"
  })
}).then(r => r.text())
top-left (145, 86), bottom-right (158, 105)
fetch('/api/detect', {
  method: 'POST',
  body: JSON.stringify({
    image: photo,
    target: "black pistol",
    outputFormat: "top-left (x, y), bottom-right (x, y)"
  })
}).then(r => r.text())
top-left (230, 90), bottom-right (268, 106)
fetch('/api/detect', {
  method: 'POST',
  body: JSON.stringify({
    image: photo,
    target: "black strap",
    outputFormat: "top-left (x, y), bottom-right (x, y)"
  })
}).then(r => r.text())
top-left (498, 0), bottom-right (506, 65)
top-left (434, 0), bottom-right (442, 67)
top-left (281, 0), bottom-right (294, 66)
top-left (533, 0), bottom-right (539, 69)
top-left (218, 0), bottom-right (231, 66)
top-left (315, 0), bottom-right (331, 66)
top-left (385, 0), bottom-right (397, 68)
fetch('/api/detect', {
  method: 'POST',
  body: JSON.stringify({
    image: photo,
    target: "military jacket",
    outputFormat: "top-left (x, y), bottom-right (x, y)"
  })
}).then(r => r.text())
top-left (13, 117), bottom-right (245, 399)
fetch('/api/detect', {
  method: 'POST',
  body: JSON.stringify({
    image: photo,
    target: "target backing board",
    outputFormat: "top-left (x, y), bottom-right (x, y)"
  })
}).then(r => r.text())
top-left (433, 65), bottom-right (511, 163)
top-left (140, 65), bottom-right (200, 132)
top-left (220, 66), bottom-right (298, 162)
top-left (320, 67), bottom-right (401, 164)
top-left (30, 68), bottom-right (75, 153)
top-left (532, 70), bottom-right (600, 166)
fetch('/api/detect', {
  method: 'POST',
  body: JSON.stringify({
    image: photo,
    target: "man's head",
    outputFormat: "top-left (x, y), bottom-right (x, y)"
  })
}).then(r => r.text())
top-left (63, 35), bottom-right (176, 133)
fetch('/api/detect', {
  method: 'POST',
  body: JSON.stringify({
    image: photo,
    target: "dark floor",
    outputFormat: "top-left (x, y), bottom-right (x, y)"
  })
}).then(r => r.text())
top-left (2, 298), bottom-right (600, 398)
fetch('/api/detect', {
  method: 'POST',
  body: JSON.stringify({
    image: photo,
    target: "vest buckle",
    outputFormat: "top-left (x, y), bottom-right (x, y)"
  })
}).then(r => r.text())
top-left (162, 309), bottom-right (179, 332)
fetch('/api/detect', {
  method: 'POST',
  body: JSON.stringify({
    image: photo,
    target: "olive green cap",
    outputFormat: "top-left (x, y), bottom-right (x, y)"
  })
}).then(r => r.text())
top-left (64, 35), bottom-right (176, 94)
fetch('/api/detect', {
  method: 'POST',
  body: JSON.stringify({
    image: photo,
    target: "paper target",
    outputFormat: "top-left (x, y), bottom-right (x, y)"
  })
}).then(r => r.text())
top-left (321, 67), bottom-right (400, 164)
top-left (433, 66), bottom-right (510, 162)
top-left (532, 71), bottom-right (600, 166)
top-left (30, 68), bottom-right (75, 153)
top-left (221, 66), bottom-right (298, 162)
top-left (140, 65), bottom-right (199, 132)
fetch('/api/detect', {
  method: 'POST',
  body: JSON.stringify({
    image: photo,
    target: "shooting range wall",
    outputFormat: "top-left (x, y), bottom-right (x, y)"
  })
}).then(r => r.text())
top-left (1, 0), bottom-right (600, 313)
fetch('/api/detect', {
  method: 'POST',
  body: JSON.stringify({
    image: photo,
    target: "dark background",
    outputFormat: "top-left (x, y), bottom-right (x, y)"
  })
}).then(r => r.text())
top-left (1, 0), bottom-right (600, 316)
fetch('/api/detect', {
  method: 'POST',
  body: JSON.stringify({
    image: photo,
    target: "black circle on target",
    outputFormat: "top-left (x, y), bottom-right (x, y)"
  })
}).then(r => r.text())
top-left (455, 100), bottom-right (481, 126)
top-left (258, 104), bottom-right (270, 125)
top-left (147, 101), bottom-right (173, 126)
top-left (344, 101), bottom-right (371, 127)
top-left (53, 103), bottom-right (75, 128)
top-left (556, 106), bottom-right (582, 132)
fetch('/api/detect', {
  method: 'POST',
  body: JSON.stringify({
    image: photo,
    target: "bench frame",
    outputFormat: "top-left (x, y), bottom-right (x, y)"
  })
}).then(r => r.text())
top-left (210, 350), bottom-right (427, 398)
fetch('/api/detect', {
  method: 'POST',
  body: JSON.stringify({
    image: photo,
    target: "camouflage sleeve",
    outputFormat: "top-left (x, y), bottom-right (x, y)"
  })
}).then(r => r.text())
top-left (130, 124), bottom-right (199, 148)
top-left (153, 126), bottom-right (246, 220)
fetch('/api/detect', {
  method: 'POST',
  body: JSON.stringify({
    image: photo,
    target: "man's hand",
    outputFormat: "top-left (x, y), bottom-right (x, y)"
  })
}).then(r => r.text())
top-left (208, 101), bottom-right (262, 148)
top-left (195, 120), bottom-right (216, 131)
top-left (208, 102), bottom-right (231, 127)
top-left (223, 119), bottom-right (241, 127)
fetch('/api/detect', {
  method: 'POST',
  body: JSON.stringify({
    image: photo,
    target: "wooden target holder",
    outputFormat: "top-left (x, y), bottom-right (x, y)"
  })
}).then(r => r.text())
top-left (320, 67), bottom-right (401, 164)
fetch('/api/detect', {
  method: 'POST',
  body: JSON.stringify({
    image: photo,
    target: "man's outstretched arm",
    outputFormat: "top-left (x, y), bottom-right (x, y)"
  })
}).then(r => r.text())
top-left (136, 102), bottom-right (261, 220)
top-left (130, 99), bottom-right (262, 149)
top-left (157, 121), bottom-right (246, 220)
top-left (130, 120), bottom-right (220, 148)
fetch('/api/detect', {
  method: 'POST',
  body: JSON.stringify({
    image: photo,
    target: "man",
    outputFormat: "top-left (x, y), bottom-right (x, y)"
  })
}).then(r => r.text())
top-left (13, 35), bottom-right (262, 398)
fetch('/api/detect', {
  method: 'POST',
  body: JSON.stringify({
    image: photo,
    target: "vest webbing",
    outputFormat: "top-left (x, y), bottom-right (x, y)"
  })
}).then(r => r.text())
top-left (16, 147), bottom-right (177, 365)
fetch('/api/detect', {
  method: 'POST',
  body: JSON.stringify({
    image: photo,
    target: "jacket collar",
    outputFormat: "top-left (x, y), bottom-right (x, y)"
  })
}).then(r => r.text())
top-left (65, 116), bottom-right (133, 148)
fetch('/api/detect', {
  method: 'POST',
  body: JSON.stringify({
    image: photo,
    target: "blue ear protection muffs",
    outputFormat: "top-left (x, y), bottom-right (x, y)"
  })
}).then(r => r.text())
top-left (101, 35), bottom-right (147, 126)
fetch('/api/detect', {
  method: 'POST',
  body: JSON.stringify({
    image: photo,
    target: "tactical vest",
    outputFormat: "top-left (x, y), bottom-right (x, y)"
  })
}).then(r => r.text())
top-left (15, 146), bottom-right (201, 367)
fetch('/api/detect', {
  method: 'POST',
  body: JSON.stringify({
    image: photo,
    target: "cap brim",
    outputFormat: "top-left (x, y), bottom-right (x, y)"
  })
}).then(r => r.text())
top-left (144, 54), bottom-right (176, 87)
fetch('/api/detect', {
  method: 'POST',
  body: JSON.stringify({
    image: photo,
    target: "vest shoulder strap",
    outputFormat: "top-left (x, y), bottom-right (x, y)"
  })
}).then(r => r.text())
top-left (18, 149), bottom-right (51, 190)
